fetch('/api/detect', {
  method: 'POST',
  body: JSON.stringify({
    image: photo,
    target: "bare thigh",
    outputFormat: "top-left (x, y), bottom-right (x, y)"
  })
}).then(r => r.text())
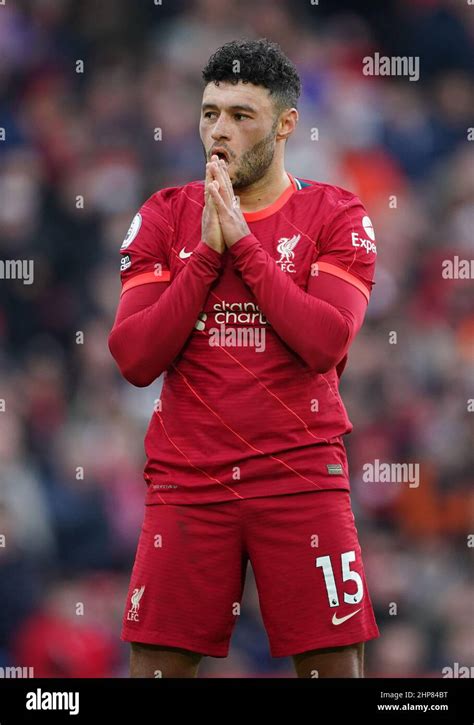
top-left (130, 642), bottom-right (204, 678)
top-left (292, 641), bottom-right (364, 678)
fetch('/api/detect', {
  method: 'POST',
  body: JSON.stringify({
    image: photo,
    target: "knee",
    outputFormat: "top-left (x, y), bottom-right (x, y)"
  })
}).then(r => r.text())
top-left (130, 642), bottom-right (204, 678)
top-left (292, 641), bottom-right (364, 678)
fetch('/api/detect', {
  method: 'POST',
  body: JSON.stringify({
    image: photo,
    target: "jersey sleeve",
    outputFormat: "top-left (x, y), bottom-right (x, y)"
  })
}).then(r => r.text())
top-left (119, 190), bottom-right (174, 297)
top-left (313, 191), bottom-right (377, 303)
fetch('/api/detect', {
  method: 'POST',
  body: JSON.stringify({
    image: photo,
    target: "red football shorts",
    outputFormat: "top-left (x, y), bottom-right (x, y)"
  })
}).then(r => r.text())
top-left (121, 489), bottom-right (380, 657)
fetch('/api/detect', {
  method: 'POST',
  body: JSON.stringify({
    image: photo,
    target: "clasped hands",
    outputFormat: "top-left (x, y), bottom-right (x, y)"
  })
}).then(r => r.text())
top-left (201, 154), bottom-right (251, 254)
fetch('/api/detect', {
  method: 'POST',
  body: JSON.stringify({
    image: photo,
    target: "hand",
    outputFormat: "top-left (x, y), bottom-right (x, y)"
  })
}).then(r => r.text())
top-left (201, 155), bottom-right (225, 254)
top-left (208, 158), bottom-right (251, 247)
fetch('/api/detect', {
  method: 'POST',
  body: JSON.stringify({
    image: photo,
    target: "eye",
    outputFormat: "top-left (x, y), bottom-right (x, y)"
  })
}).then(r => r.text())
top-left (235, 114), bottom-right (250, 121)
top-left (204, 112), bottom-right (217, 119)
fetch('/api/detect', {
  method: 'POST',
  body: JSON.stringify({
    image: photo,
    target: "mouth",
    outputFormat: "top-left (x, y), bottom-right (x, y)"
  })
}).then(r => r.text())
top-left (211, 148), bottom-right (230, 164)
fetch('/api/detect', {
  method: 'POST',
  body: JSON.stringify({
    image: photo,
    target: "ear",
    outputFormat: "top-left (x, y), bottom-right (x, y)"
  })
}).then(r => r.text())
top-left (276, 108), bottom-right (298, 142)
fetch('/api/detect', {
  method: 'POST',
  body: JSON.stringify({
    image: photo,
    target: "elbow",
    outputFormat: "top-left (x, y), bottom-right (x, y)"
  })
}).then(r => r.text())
top-left (305, 329), bottom-right (351, 374)
top-left (307, 345), bottom-right (348, 374)
top-left (122, 370), bottom-right (155, 388)
top-left (308, 354), bottom-right (339, 374)
top-left (108, 329), bottom-right (156, 387)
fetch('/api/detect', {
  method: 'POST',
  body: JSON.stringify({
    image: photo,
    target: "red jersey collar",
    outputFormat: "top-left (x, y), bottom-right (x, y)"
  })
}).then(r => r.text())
top-left (242, 172), bottom-right (297, 222)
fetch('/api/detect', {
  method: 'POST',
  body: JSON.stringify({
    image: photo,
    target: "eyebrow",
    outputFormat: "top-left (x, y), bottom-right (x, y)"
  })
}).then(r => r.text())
top-left (201, 103), bottom-right (257, 114)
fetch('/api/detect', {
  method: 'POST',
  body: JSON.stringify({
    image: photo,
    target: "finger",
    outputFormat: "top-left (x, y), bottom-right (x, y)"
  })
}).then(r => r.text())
top-left (208, 180), bottom-right (226, 212)
top-left (209, 160), bottom-right (232, 206)
top-left (205, 162), bottom-right (213, 202)
top-left (219, 159), bottom-right (235, 201)
top-left (219, 160), bottom-right (239, 212)
top-left (206, 163), bottom-right (223, 208)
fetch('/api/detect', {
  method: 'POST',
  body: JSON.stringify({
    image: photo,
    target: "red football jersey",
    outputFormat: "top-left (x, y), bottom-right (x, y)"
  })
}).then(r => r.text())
top-left (113, 173), bottom-right (377, 504)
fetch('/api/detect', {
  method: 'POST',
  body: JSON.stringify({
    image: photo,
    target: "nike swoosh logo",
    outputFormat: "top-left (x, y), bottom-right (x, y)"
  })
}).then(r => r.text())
top-left (179, 248), bottom-right (193, 259)
top-left (332, 608), bottom-right (362, 626)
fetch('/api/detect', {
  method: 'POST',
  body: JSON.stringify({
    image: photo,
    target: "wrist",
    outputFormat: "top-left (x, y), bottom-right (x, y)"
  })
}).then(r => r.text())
top-left (197, 240), bottom-right (225, 262)
top-left (202, 239), bottom-right (224, 253)
top-left (226, 231), bottom-right (254, 249)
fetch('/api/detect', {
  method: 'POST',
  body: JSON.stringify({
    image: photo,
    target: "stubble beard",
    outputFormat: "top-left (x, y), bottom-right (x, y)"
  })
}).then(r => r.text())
top-left (203, 120), bottom-right (278, 191)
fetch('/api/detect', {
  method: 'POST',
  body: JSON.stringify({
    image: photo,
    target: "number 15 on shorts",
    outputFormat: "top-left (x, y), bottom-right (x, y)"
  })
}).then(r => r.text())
top-left (316, 550), bottom-right (364, 607)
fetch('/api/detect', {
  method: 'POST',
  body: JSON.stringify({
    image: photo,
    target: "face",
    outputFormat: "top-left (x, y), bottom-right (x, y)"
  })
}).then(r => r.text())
top-left (199, 80), bottom-right (283, 190)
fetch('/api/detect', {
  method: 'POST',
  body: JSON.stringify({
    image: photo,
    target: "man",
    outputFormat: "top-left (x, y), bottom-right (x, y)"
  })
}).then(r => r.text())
top-left (108, 38), bottom-right (380, 678)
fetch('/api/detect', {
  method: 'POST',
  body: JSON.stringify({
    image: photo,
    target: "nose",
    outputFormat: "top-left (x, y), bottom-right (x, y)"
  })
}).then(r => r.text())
top-left (210, 114), bottom-right (231, 142)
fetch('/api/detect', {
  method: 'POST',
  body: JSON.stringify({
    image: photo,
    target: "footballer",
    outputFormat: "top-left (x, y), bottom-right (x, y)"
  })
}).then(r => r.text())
top-left (109, 38), bottom-right (380, 678)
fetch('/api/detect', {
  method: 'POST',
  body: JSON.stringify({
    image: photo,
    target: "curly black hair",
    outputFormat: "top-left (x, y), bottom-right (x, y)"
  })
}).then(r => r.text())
top-left (202, 38), bottom-right (301, 116)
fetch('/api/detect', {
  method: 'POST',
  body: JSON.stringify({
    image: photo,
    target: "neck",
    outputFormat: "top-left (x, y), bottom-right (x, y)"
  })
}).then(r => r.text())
top-left (236, 163), bottom-right (291, 213)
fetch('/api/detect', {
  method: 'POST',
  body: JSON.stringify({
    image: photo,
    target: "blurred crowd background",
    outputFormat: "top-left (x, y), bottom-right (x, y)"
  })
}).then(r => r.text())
top-left (0, 0), bottom-right (472, 677)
